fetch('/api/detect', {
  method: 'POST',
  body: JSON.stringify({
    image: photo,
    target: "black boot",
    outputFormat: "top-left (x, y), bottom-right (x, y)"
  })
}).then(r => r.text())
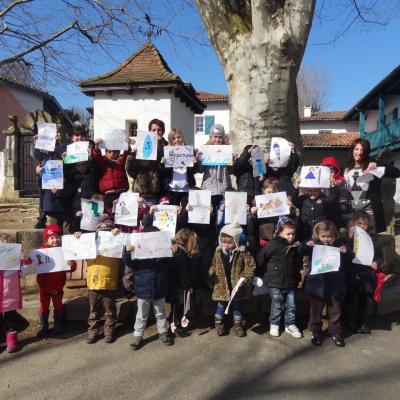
top-left (54, 311), bottom-right (64, 335)
top-left (37, 311), bottom-right (50, 338)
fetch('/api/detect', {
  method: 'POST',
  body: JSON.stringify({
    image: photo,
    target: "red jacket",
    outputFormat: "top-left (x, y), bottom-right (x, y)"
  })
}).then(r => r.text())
top-left (91, 149), bottom-right (130, 194)
top-left (36, 245), bottom-right (76, 292)
top-left (321, 156), bottom-right (345, 182)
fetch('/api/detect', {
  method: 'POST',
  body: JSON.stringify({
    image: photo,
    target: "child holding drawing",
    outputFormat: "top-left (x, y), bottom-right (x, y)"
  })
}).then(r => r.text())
top-left (36, 225), bottom-right (76, 338)
top-left (298, 220), bottom-right (351, 347)
top-left (209, 223), bottom-right (256, 337)
top-left (257, 217), bottom-right (303, 338)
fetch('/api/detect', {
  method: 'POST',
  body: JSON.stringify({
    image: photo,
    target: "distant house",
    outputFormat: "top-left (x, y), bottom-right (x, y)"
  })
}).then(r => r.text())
top-left (80, 43), bottom-right (205, 145)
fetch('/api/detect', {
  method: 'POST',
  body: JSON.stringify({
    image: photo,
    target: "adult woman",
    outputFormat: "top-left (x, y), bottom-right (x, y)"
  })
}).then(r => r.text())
top-left (344, 138), bottom-right (400, 232)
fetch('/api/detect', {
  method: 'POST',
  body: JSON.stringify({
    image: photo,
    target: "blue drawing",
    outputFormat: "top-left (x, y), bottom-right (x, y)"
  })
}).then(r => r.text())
top-left (304, 167), bottom-right (316, 180)
top-left (143, 135), bottom-right (153, 159)
top-left (256, 159), bottom-right (264, 175)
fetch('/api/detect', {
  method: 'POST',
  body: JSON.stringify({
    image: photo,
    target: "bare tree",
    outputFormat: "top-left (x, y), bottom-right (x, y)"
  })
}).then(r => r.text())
top-left (297, 62), bottom-right (331, 112)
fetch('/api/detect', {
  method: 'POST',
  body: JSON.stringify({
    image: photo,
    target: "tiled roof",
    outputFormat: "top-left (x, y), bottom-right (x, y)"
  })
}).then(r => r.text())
top-left (80, 43), bottom-right (179, 86)
top-left (0, 75), bottom-right (48, 96)
top-left (300, 111), bottom-right (346, 121)
top-left (196, 91), bottom-right (228, 102)
top-left (302, 132), bottom-right (359, 147)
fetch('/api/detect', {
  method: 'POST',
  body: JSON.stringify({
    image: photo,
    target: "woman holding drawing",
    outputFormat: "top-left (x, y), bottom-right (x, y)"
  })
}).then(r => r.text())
top-left (344, 138), bottom-right (400, 232)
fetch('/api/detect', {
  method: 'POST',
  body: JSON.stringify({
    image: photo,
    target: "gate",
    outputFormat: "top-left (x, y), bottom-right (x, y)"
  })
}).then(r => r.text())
top-left (18, 133), bottom-right (39, 197)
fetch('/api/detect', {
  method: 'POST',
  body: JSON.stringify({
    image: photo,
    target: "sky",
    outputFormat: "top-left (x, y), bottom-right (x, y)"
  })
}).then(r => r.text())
top-left (44, 1), bottom-right (400, 114)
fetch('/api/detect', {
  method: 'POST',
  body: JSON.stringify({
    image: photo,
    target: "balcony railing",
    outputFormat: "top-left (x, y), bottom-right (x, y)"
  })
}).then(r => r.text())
top-left (363, 118), bottom-right (400, 155)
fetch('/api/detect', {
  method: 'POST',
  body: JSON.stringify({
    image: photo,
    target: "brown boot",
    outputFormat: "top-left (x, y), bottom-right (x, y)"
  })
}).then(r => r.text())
top-left (215, 318), bottom-right (225, 336)
top-left (234, 320), bottom-right (245, 337)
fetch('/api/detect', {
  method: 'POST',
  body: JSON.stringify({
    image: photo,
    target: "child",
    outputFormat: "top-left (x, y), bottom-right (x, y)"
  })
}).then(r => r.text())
top-left (36, 225), bottom-right (76, 337)
top-left (209, 223), bottom-right (256, 337)
top-left (299, 220), bottom-right (351, 347)
top-left (257, 217), bottom-right (302, 338)
top-left (0, 234), bottom-right (24, 353)
top-left (78, 220), bottom-right (121, 344)
top-left (123, 226), bottom-right (173, 350)
top-left (91, 137), bottom-right (132, 213)
top-left (343, 211), bottom-right (382, 334)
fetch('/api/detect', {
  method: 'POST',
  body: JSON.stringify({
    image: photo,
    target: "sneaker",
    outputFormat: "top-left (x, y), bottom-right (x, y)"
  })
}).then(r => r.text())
top-left (311, 332), bottom-right (323, 346)
top-left (130, 336), bottom-right (143, 350)
top-left (86, 334), bottom-right (97, 344)
top-left (159, 332), bottom-right (173, 346)
top-left (331, 335), bottom-right (345, 347)
top-left (285, 325), bottom-right (302, 338)
top-left (357, 324), bottom-right (371, 334)
top-left (269, 324), bottom-right (280, 337)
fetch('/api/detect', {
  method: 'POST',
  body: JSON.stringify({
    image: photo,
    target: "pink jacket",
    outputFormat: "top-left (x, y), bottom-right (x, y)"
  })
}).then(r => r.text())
top-left (0, 270), bottom-right (22, 313)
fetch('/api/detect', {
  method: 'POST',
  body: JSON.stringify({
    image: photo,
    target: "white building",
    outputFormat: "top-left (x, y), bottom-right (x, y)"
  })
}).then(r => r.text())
top-left (80, 43), bottom-right (205, 145)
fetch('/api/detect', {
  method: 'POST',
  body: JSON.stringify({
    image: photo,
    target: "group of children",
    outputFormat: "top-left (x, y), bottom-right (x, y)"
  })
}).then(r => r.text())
top-left (0, 121), bottom-right (396, 353)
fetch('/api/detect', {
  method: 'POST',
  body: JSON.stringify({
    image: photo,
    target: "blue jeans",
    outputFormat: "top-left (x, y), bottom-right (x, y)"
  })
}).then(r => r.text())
top-left (215, 301), bottom-right (242, 321)
top-left (269, 288), bottom-right (296, 326)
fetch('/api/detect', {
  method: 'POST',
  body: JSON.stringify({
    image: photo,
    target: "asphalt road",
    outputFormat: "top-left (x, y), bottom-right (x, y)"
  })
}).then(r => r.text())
top-left (1, 313), bottom-right (400, 400)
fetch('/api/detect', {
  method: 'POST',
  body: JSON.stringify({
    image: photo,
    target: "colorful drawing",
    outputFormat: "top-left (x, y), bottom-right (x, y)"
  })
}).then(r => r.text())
top-left (35, 122), bottom-right (57, 152)
top-left (251, 147), bottom-right (266, 177)
top-left (188, 190), bottom-right (211, 224)
top-left (96, 231), bottom-right (125, 258)
top-left (129, 231), bottom-right (173, 259)
top-left (62, 233), bottom-right (97, 260)
top-left (81, 199), bottom-right (104, 231)
top-left (101, 128), bottom-right (129, 151)
top-left (164, 146), bottom-right (194, 168)
top-left (255, 192), bottom-right (290, 218)
top-left (136, 130), bottom-right (158, 160)
top-left (311, 245), bottom-right (340, 275)
top-left (200, 145), bottom-right (232, 166)
top-left (41, 160), bottom-right (64, 189)
top-left (299, 166), bottom-right (330, 189)
top-left (352, 226), bottom-right (374, 266)
top-left (268, 137), bottom-right (291, 168)
top-left (114, 192), bottom-right (139, 226)
top-left (225, 191), bottom-right (247, 225)
top-left (153, 205), bottom-right (178, 236)
top-left (64, 141), bottom-right (89, 164)
top-left (25, 247), bottom-right (70, 275)
top-left (0, 243), bottom-right (22, 271)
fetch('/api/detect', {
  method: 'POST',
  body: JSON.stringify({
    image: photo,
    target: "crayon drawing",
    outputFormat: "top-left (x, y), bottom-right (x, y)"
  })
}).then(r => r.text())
top-left (268, 137), bottom-right (291, 168)
top-left (299, 166), bottom-right (330, 189)
top-left (225, 191), bottom-right (247, 225)
top-left (255, 192), bottom-right (290, 218)
top-left (311, 245), bottom-right (340, 275)
top-left (0, 243), bottom-right (22, 271)
top-left (114, 192), bottom-right (139, 226)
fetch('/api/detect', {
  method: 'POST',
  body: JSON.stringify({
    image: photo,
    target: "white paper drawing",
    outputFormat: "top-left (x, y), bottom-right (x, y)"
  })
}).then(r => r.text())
top-left (352, 226), bottom-right (374, 266)
top-left (251, 147), bottom-right (266, 177)
top-left (35, 122), bottom-right (57, 151)
top-left (25, 247), bottom-right (70, 275)
top-left (114, 192), bottom-right (139, 227)
top-left (269, 137), bottom-right (291, 168)
top-left (153, 205), bottom-right (178, 236)
top-left (200, 145), bottom-right (232, 166)
top-left (62, 233), bottom-right (97, 260)
top-left (129, 231), bottom-right (173, 259)
top-left (255, 192), bottom-right (290, 218)
top-left (81, 198), bottom-right (104, 231)
top-left (42, 160), bottom-right (64, 189)
top-left (357, 167), bottom-right (386, 184)
top-left (0, 243), bottom-right (22, 271)
top-left (188, 190), bottom-right (211, 224)
top-left (311, 245), bottom-right (341, 275)
top-left (136, 130), bottom-right (158, 160)
top-left (225, 191), bottom-right (247, 225)
top-left (101, 128), bottom-right (129, 151)
top-left (64, 141), bottom-right (89, 164)
top-left (299, 166), bottom-right (330, 189)
top-left (164, 146), bottom-right (194, 168)
top-left (96, 231), bottom-right (125, 258)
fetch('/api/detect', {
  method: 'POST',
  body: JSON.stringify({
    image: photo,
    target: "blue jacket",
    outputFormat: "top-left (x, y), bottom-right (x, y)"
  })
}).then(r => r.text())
top-left (122, 250), bottom-right (170, 301)
top-left (299, 239), bottom-right (352, 299)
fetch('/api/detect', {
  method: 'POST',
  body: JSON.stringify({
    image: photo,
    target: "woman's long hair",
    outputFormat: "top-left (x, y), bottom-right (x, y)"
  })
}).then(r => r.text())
top-left (346, 138), bottom-right (371, 170)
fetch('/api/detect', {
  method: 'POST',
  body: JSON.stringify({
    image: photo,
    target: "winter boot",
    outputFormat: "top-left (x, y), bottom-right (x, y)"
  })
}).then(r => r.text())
top-left (215, 317), bottom-right (225, 336)
top-left (6, 331), bottom-right (18, 353)
top-left (37, 311), bottom-right (50, 338)
top-left (53, 311), bottom-right (64, 335)
top-left (159, 332), bottom-right (173, 346)
top-left (233, 320), bottom-right (245, 337)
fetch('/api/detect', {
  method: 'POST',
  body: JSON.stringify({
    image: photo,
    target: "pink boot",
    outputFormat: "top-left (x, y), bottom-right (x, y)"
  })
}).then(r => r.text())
top-left (6, 331), bottom-right (18, 353)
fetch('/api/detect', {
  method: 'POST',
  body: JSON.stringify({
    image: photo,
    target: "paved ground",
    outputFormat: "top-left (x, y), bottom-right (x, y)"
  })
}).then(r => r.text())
top-left (1, 312), bottom-right (399, 400)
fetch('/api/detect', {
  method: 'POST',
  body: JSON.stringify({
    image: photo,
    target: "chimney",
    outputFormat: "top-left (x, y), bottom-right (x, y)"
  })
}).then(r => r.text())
top-left (303, 106), bottom-right (312, 118)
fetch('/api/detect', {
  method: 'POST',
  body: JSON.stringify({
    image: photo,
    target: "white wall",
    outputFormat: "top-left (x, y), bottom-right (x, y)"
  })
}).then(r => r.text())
top-left (170, 96), bottom-right (195, 146)
top-left (300, 120), bottom-right (358, 134)
top-left (93, 90), bottom-right (172, 140)
top-left (8, 86), bottom-right (43, 113)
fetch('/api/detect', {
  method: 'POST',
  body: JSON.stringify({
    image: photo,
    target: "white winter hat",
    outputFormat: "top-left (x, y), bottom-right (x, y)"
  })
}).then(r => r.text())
top-left (219, 222), bottom-right (243, 247)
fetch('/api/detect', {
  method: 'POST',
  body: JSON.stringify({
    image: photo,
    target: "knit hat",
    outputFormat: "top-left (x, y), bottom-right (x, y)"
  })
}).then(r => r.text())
top-left (43, 224), bottom-right (62, 241)
top-left (219, 222), bottom-right (243, 247)
top-left (274, 216), bottom-right (295, 236)
top-left (210, 124), bottom-right (225, 137)
top-left (159, 195), bottom-right (170, 205)
top-left (96, 219), bottom-right (115, 232)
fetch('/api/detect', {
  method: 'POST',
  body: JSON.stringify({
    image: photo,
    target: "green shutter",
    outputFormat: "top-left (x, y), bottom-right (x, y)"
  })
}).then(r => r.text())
top-left (204, 116), bottom-right (215, 134)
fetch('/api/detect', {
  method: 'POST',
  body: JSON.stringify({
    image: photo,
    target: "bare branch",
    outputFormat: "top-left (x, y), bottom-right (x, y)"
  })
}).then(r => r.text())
top-left (0, 0), bottom-right (33, 19)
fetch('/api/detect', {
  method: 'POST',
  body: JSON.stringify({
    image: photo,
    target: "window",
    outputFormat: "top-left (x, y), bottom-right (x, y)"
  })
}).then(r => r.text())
top-left (204, 115), bottom-right (215, 134)
top-left (195, 116), bottom-right (204, 133)
top-left (125, 120), bottom-right (138, 137)
top-left (393, 107), bottom-right (398, 121)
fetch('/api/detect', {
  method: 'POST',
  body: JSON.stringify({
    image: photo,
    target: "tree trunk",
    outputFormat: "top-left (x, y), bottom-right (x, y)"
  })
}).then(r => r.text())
top-left (196, 0), bottom-right (316, 153)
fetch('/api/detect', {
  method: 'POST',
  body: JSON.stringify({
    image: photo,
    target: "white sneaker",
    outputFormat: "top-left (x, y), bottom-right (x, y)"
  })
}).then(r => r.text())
top-left (285, 325), bottom-right (302, 338)
top-left (269, 324), bottom-right (280, 337)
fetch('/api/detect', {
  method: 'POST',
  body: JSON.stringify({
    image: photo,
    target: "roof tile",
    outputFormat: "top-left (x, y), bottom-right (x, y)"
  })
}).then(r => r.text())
top-left (196, 91), bottom-right (229, 102)
top-left (299, 111), bottom-right (346, 121)
top-left (302, 132), bottom-right (359, 147)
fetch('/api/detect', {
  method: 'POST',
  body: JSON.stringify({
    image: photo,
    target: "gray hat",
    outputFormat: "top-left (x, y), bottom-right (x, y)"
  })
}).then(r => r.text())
top-left (210, 124), bottom-right (225, 136)
top-left (220, 222), bottom-right (243, 247)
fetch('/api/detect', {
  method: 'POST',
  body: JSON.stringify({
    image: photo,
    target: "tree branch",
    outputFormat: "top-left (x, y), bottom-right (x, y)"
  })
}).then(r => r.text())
top-left (0, 0), bottom-right (33, 19)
